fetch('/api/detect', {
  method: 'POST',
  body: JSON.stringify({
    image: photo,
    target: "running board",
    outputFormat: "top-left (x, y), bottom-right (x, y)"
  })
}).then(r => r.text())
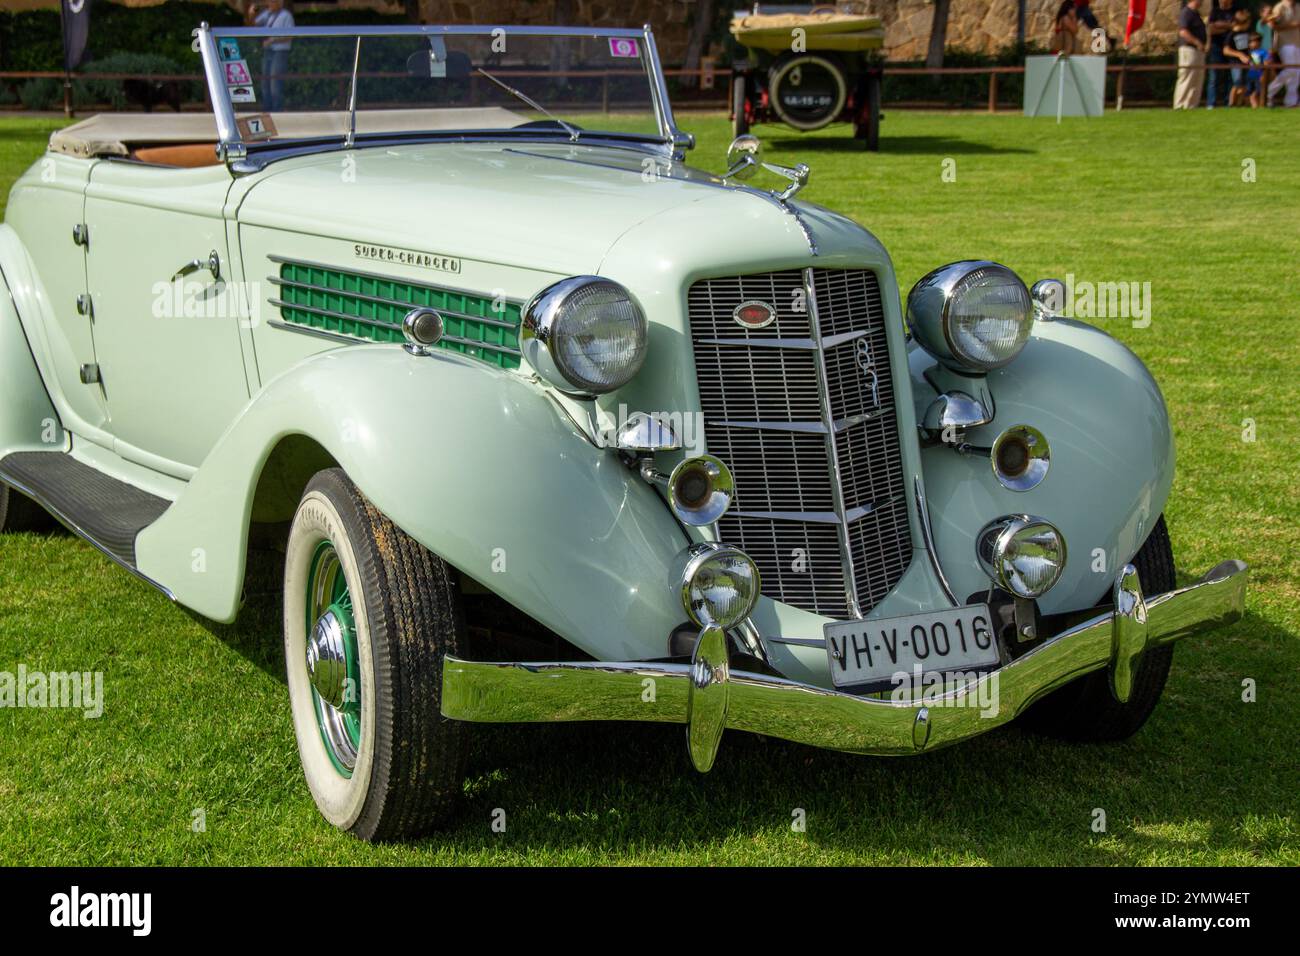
top-left (0, 451), bottom-right (171, 573)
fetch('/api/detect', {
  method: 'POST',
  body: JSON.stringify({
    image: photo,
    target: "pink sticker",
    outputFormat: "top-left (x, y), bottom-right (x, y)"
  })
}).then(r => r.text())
top-left (609, 37), bottom-right (640, 59)
top-left (224, 60), bottom-right (251, 86)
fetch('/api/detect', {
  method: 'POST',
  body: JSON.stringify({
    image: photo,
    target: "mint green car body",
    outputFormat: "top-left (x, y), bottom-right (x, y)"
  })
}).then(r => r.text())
top-left (0, 137), bottom-right (1174, 688)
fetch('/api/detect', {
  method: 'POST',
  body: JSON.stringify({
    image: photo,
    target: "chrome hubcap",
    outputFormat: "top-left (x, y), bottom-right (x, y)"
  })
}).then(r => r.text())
top-left (307, 609), bottom-right (349, 709)
top-left (306, 542), bottom-right (361, 776)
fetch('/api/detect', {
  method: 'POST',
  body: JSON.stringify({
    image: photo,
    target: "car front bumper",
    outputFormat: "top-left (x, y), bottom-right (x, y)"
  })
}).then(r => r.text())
top-left (441, 559), bottom-right (1248, 770)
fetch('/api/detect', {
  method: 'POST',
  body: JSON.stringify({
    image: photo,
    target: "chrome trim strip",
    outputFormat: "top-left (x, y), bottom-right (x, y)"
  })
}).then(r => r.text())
top-left (269, 299), bottom-right (522, 357)
top-left (268, 318), bottom-right (366, 345)
top-left (834, 409), bottom-right (885, 432)
top-left (0, 466), bottom-right (176, 601)
top-left (709, 419), bottom-right (827, 434)
top-left (805, 267), bottom-right (862, 619)
top-left (732, 496), bottom-right (900, 526)
top-left (914, 474), bottom-right (959, 607)
top-left (698, 336), bottom-right (816, 350)
top-left (268, 276), bottom-right (518, 329)
top-left (267, 255), bottom-right (525, 308)
top-left (765, 635), bottom-right (828, 648)
top-left (441, 561), bottom-right (1249, 758)
top-left (821, 328), bottom-right (870, 349)
top-left (707, 410), bottom-right (883, 436)
top-left (732, 509), bottom-right (839, 524)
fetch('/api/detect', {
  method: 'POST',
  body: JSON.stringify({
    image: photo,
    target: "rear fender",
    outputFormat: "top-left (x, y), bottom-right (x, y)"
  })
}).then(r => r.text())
top-left (0, 252), bottom-right (64, 458)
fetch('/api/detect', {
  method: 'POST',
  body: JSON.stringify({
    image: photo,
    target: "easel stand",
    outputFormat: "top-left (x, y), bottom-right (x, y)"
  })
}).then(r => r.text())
top-left (1029, 53), bottom-right (1096, 122)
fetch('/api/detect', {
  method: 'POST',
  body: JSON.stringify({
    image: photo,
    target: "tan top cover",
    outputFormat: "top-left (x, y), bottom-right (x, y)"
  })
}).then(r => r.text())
top-left (730, 11), bottom-right (884, 52)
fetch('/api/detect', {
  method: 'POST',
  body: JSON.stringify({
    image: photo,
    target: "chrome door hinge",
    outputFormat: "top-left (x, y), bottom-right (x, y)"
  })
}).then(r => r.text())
top-left (72, 224), bottom-right (89, 247)
top-left (76, 294), bottom-right (93, 317)
top-left (78, 363), bottom-right (100, 384)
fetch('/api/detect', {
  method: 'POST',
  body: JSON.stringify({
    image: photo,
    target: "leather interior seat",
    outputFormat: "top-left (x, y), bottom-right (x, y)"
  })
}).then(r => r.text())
top-left (130, 143), bottom-right (221, 168)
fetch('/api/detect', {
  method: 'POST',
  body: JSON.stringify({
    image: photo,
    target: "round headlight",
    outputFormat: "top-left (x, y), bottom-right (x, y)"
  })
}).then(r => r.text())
top-left (522, 276), bottom-right (648, 395)
top-left (907, 261), bottom-right (1033, 372)
top-left (676, 543), bottom-right (760, 629)
top-left (976, 515), bottom-right (1067, 599)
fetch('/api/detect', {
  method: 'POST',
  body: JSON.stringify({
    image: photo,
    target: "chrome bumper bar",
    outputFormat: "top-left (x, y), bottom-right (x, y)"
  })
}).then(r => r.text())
top-left (441, 560), bottom-right (1248, 770)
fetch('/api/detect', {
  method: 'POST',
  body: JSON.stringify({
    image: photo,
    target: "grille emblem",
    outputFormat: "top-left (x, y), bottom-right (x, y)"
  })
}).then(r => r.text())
top-left (732, 300), bottom-right (777, 330)
top-left (855, 337), bottom-right (882, 408)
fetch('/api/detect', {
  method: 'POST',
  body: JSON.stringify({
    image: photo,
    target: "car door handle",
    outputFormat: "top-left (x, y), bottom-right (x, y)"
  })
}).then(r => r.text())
top-left (172, 250), bottom-right (221, 282)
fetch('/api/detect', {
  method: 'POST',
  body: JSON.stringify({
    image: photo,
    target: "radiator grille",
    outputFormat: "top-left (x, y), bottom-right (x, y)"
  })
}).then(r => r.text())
top-left (688, 268), bottom-right (913, 619)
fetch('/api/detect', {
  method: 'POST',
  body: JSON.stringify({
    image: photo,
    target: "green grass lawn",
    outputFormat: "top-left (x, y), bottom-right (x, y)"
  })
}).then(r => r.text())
top-left (0, 109), bottom-right (1296, 865)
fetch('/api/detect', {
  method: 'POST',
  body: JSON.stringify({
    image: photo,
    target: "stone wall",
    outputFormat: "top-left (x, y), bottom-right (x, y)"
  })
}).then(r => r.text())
top-left (89, 1), bottom-right (1193, 61)
top-left (882, 1), bottom-right (1186, 59)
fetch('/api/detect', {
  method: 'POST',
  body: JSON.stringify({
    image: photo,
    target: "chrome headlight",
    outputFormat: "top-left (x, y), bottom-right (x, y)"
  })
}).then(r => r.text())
top-left (675, 542), bottom-right (760, 629)
top-left (521, 276), bottom-right (648, 396)
top-left (907, 261), bottom-right (1033, 372)
top-left (976, 515), bottom-right (1067, 598)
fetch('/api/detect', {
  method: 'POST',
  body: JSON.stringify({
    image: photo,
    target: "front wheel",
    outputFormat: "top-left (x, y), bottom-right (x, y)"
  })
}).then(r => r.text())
top-left (1020, 515), bottom-right (1177, 742)
top-left (284, 468), bottom-right (467, 840)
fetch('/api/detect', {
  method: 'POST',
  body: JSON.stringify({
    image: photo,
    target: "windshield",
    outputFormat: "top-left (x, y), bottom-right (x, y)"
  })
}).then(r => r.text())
top-left (200, 25), bottom-right (677, 155)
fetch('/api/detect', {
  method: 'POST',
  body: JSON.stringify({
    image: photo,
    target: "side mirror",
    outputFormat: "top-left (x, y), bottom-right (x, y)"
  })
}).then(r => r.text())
top-left (724, 134), bottom-right (762, 181)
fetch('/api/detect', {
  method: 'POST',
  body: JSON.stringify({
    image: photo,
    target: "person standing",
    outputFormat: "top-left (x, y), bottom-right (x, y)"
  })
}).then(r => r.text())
top-left (1225, 9), bottom-right (1255, 105)
top-left (1265, 0), bottom-right (1300, 106)
top-left (1201, 0), bottom-right (1232, 107)
top-left (1174, 0), bottom-right (1209, 109)
top-left (1051, 1), bottom-right (1081, 55)
top-left (246, 0), bottom-right (295, 112)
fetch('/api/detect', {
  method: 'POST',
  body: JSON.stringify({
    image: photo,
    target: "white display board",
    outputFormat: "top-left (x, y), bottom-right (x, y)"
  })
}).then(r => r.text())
top-left (1024, 55), bottom-right (1107, 118)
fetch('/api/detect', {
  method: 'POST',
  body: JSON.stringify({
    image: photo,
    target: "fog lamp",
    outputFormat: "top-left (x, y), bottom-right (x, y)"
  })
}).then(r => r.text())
top-left (977, 515), bottom-right (1067, 598)
top-left (675, 542), bottom-right (760, 629)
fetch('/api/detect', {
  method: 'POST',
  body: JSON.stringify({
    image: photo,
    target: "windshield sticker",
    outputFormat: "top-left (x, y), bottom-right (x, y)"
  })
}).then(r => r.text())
top-left (218, 38), bottom-right (243, 62)
top-left (237, 114), bottom-right (276, 141)
top-left (609, 37), bottom-right (640, 59)
top-left (224, 59), bottom-right (252, 87)
top-left (354, 244), bottom-right (462, 274)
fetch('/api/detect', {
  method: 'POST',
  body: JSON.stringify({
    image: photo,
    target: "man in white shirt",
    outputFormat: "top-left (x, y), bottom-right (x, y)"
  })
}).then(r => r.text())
top-left (246, 1), bottom-right (295, 111)
top-left (1265, 0), bottom-right (1300, 106)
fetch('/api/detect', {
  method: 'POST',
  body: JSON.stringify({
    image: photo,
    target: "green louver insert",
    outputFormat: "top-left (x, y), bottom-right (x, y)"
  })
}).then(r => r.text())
top-left (272, 258), bottom-right (523, 370)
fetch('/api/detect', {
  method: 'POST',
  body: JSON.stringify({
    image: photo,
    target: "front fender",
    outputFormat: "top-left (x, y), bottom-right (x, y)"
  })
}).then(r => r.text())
top-left (912, 319), bottom-right (1175, 615)
top-left (135, 346), bottom-right (689, 659)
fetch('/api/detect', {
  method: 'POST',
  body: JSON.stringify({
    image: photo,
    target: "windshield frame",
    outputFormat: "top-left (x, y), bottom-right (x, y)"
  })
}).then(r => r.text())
top-left (195, 22), bottom-right (690, 169)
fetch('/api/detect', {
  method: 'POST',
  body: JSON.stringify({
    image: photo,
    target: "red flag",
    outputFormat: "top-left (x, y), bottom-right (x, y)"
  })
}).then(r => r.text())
top-left (1125, 0), bottom-right (1147, 45)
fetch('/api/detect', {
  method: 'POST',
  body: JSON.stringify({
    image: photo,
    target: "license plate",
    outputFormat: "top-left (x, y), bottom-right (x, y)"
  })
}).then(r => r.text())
top-left (824, 604), bottom-right (999, 692)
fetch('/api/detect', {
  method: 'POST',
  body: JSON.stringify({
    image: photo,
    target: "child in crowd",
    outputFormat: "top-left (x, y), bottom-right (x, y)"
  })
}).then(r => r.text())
top-left (1247, 32), bottom-right (1269, 107)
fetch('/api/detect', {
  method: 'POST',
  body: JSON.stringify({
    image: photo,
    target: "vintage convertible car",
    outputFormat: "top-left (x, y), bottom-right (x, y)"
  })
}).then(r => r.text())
top-left (0, 23), bottom-right (1247, 840)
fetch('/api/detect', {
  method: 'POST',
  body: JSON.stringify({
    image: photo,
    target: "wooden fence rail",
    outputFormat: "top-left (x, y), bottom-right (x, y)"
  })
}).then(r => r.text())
top-left (0, 59), bottom-right (1290, 116)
